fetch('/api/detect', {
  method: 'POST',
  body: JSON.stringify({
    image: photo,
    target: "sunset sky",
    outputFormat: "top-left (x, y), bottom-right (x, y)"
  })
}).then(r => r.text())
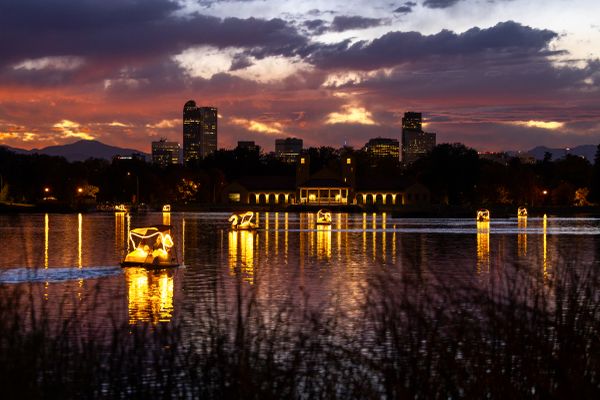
top-left (1, 0), bottom-right (599, 153)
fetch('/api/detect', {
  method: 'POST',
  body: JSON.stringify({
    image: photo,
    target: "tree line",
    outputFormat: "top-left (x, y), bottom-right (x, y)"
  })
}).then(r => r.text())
top-left (1, 143), bottom-right (599, 208)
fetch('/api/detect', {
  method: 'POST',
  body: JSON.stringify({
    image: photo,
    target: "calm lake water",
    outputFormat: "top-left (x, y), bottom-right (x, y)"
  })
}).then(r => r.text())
top-left (0, 212), bottom-right (599, 327)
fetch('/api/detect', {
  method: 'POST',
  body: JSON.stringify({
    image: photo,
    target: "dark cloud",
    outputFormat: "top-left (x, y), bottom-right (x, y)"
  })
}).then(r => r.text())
top-left (394, 1), bottom-right (417, 14)
top-left (229, 54), bottom-right (254, 71)
top-left (329, 16), bottom-right (386, 32)
top-left (303, 19), bottom-right (328, 35)
top-left (0, 0), bottom-right (308, 69)
top-left (422, 0), bottom-right (462, 9)
top-left (310, 21), bottom-right (560, 71)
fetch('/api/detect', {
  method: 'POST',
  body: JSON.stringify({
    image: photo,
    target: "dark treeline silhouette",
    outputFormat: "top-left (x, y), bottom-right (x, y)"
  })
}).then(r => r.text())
top-left (1, 143), bottom-right (599, 208)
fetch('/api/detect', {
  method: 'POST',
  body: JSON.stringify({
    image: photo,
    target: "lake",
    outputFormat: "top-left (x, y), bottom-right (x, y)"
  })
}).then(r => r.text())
top-left (0, 212), bottom-right (599, 327)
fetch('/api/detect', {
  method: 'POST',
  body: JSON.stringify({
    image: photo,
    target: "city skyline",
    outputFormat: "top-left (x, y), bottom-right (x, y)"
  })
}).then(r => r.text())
top-left (1, 0), bottom-right (599, 153)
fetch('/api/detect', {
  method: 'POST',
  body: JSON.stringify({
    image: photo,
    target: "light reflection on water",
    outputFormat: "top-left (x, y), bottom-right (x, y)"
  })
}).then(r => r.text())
top-left (0, 212), bottom-right (599, 327)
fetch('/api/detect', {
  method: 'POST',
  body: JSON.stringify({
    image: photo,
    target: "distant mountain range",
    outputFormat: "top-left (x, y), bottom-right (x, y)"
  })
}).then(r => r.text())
top-left (0, 140), bottom-right (149, 162)
top-left (1, 139), bottom-right (598, 163)
top-left (521, 145), bottom-right (598, 163)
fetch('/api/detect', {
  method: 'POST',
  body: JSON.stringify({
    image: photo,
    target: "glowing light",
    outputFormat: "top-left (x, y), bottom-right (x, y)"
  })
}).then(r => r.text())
top-left (476, 209), bottom-right (490, 222)
top-left (230, 117), bottom-right (283, 135)
top-left (52, 119), bottom-right (94, 140)
top-left (543, 214), bottom-right (549, 279)
top-left (77, 213), bottom-right (82, 268)
top-left (518, 216), bottom-right (527, 257)
top-left (512, 120), bottom-right (564, 130)
top-left (125, 268), bottom-right (174, 324)
top-left (316, 225), bottom-right (332, 260)
top-left (476, 221), bottom-right (490, 273)
top-left (228, 230), bottom-right (255, 284)
top-left (518, 207), bottom-right (528, 217)
top-left (146, 119), bottom-right (179, 129)
top-left (162, 204), bottom-right (171, 212)
top-left (316, 209), bottom-right (332, 225)
top-left (325, 105), bottom-right (376, 125)
top-left (229, 211), bottom-right (258, 230)
top-left (44, 214), bottom-right (49, 269)
top-left (123, 227), bottom-right (176, 266)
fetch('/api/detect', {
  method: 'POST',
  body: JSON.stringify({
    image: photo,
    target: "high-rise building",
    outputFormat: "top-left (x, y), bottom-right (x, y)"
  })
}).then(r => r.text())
top-left (401, 111), bottom-right (436, 164)
top-left (402, 112), bottom-right (422, 131)
top-left (364, 137), bottom-right (400, 160)
top-left (199, 106), bottom-right (218, 158)
top-left (275, 137), bottom-right (303, 163)
top-left (152, 138), bottom-right (180, 167)
top-left (183, 100), bottom-right (218, 164)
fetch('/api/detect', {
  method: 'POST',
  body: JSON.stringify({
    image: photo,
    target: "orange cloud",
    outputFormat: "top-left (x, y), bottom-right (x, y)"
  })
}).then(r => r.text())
top-left (325, 105), bottom-right (376, 125)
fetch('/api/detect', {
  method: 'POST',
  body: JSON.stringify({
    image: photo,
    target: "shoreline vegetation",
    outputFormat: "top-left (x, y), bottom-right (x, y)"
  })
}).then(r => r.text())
top-left (1, 258), bottom-right (598, 398)
top-left (2, 143), bottom-right (600, 217)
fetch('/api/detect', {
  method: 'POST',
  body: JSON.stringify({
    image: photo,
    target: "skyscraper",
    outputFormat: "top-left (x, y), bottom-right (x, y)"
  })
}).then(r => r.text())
top-left (363, 137), bottom-right (400, 160)
top-left (183, 100), bottom-right (201, 164)
top-left (401, 112), bottom-right (436, 164)
top-left (152, 138), bottom-right (180, 167)
top-left (183, 101), bottom-right (218, 164)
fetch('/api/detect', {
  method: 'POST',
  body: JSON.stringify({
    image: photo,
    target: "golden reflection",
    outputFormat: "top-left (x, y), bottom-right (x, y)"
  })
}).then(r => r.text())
top-left (476, 221), bottom-right (490, 273)
top-left (336, 213), bottom-right (342, 257)
top-left (518, 216), bottom-right (527, 257)
top-left (115, 212), bottom-right (125, 257)
top-left (44, 213), bottom-right (49, 269)
top-left (362, 213), bottom-right (367, 257)
top-left (182, 218), bottom-right (185, 265)
top-left (382, 213), bottom-right (387, 262)
top-left (126, 213), bottom-right (131, 252)
top-left (77, 213), bottom-right (82, 268)
top-left (543, 214), bottom-right (548, 279)
top-left (372, 213), bottom-right (376, 261)
top-left (316, 225), bottom-right (332, 260)
top-left (163, 211), bottom-right (171, 226)
top-left (284, 213), bottom-right (288, 261)
top-left (228, 230), bottom-right (256, 284)
top-left (275, 212), bottom-right (279, 256)
top-left (125, 268), bottom-right (174, 324)
top-left (392, 230), bottom-right (397, 264)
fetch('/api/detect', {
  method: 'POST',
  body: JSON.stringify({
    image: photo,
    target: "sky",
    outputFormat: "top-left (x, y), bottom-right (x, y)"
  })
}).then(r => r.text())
top-left (0, 0), bottom-right (599, 153)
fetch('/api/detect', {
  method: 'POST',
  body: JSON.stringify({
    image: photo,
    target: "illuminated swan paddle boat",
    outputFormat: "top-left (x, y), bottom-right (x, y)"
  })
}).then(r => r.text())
top-left (114, 204), bottom-right (129, 213)
top-left (229, 211), bottom-right (258, 230)
top-left (121, 225), bottom-right (179, 268)
top-left (517, 207), bottom-right (528, 217)
top-left (316, 209), bottom-right (332, 225)
top-left (476, 209), bottom-right (490, 222)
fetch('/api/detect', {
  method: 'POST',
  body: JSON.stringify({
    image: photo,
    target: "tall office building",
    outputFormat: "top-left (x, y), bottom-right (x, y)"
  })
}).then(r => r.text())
top-left (364, 137), bottom-right (400, 160)
top-left (401, 111), bottom-right (436, 164)
top-left (402, 112), bottom-right (422, 131)
top-left (152, 138), bottom-right (180, 167)
top-left (199, 106), bottom-right (218, 158)
top-left (183, 100), bottom-right (218, 164)
top-left (275, 137), bottom-right (303, 163)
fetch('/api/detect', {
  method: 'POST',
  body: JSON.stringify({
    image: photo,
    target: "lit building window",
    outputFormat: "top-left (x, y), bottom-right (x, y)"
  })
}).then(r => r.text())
top-left (346, 158), bottom-right (351, 164)
top-left (300, 157), bottom-right (305, 164)
top-left (228, 193), bottom-right (241, 202)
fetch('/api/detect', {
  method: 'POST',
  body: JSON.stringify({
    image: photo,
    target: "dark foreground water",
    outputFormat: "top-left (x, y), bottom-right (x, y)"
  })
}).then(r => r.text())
top-left (0, 212), bottom-right (598, 327)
